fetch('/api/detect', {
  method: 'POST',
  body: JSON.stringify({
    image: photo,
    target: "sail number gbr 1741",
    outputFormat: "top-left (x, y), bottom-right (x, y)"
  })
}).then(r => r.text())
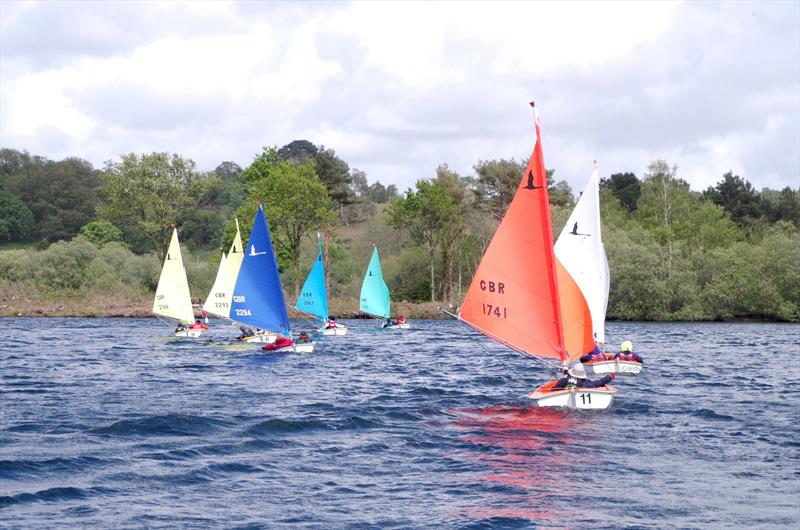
top-left (480, 280), bottom-right (507, 318)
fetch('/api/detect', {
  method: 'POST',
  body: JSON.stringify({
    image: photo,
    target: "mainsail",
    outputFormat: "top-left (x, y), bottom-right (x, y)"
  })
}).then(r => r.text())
top-left (295, 235), bottom-right (329, 322)
top-left (230, 205), bottom-right (291, 335)
top-left (555, 167), bottom-right (610, 346)
top-left (153, 228), bottom-right (195, 324)
top-left (359, 246), bottom-right (391, 319)
top-left (459, 103), bottom-right (567, 362)
top-left (203, 218), bottom-right (244, 319)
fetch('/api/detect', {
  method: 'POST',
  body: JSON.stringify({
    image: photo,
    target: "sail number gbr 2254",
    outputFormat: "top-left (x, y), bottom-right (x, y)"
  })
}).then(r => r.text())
top-left (479, 280), bottom-right (507, 319)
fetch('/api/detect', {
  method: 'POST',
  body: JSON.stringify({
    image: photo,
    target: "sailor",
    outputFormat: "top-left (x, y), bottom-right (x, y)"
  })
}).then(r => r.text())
top-left (189, 319), bottom-right (208, 330)
top-left (238, 326), bottom-right (255, 340)
top-left (579, 343), bottom-right (612, 363)
top-left (297, 331), bottom-right (311, 344)
top-left (615, 341), bottom-right (643, 363)
top-left (553, 362), bottom-right (615, 390)
top-left (383, 317), bottom-right (397, 328)
top-left (397, 316), bottom-right (407, 325)
top-left (326, 317), bottom-right (338, 329)
top-left (175, 323), bottom-right (187, 333)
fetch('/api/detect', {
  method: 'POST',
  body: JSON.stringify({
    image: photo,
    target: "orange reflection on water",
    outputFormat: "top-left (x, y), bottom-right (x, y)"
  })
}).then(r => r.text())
top-left (448, 405), bottom-right (591, 525)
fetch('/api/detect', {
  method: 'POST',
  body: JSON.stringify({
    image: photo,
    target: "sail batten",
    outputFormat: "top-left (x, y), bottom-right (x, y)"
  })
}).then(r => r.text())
top-left (459, 105), bottom-right (567, 361)
top-left (153, 228), bottom-right (195, 324)
top-left (230, 206), bottom-right (291, 334)
top-left (359, 247), bottom-right (390, 319)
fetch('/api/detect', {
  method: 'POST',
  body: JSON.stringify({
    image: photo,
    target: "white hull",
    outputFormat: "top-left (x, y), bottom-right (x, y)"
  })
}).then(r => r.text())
top-left (584, 359), bottom-right (642, 376)
top-left (318, 325), bottom-right (348, 336)
top-left (241, 332), bottom-right (277, 344)
top-left (383, 323), bottom-right (410, 329)
top-left (528, 384), bottom-right (616, 410)
top-left (175, 329), bottom-right (203, 338)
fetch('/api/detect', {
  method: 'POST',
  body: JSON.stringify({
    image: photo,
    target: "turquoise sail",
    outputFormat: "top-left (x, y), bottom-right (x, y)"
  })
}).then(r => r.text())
top-left (230, 205), bottom-right (291, 335)
top-left (360, 246), bottom-right (390, 319)
top-left (294, 235), bottom-right (328, 322)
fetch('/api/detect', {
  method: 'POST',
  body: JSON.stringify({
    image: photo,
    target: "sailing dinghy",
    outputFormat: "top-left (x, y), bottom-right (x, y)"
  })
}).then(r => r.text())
top-left (554, 166), bottom-right (641, 377)
top-left (202, 219), bottom-right (274, 343)
top-left (456, 103), bottom-right (615, 409)
top-left (153, 227), bottom-right (203, 337)
top-left (359, 246), bottom-right (409, 329)
top-left (296, 235), bottom-right (348, 336)
top-left (230, 204), bottom-right (314, 353)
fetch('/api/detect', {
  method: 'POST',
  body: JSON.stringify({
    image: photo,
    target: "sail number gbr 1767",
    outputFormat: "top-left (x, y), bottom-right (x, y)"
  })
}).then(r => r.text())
top-left (480, 280), bottom-right (507, 318)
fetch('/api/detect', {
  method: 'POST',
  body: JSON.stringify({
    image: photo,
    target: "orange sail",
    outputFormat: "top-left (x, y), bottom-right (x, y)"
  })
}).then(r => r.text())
top-left (556, 259), bottom-right (594, 361)
top-left (459, 103), bottom-right (566, 361)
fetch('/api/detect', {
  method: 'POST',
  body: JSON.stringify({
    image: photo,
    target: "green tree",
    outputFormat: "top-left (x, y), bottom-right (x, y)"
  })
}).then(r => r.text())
top-left (79, 220), bottom-right (125, 247)
top-left (703, 172), bottom-right (762, 234)
top-left (234, 149), bottom-right (335, 296)
top-left (388, 179), bottom-right (456, 302)
top-left (0, 190), bottom-right (35, 242)
top-left (473, 158), bottom-right (525, 219)
top-left (176, 209), bottom-right (224, 250)
top-left (5, 156), bottom-right (102, 242)
top-left (98, 152), bottom-right (204, 257)
top-left (601, 172), bottom-right (641, 212)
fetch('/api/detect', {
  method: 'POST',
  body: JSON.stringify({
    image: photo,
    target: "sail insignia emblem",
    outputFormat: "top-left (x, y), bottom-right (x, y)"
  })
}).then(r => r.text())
top-left (250, 245), bottom-right (267, 256)
top-left (524, 169), bottom-right (543, 190)
top-left (570, 222), bottom-right (590, 237)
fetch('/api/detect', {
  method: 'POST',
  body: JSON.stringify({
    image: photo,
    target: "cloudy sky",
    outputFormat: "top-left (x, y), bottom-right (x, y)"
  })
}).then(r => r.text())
top-left (1, 0), bottom-right (798, 193)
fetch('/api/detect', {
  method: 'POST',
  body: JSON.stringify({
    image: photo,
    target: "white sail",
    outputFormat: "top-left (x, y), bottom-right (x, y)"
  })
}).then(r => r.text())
top-left (554, 167), bottom-right (610, 343)
top-left (153, 228), bottom-right (195, 324)
top-left (203, 219), bottom-right (244, 319)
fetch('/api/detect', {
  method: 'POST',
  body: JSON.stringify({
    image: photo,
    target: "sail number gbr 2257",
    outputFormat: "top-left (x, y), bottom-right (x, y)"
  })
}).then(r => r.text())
top-left (479, 280), bottom-right (507, 319)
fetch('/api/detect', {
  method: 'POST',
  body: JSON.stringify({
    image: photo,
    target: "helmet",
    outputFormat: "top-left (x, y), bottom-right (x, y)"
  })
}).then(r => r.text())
top-left (568, 362), bottom-right (587, 379)
top-left (620, 340), bottom-right (633, 353)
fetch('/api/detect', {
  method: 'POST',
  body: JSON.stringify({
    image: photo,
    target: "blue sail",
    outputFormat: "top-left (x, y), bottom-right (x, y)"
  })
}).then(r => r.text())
top-left (360, 246), bottom-right (390, 319)
top-left (230, 205), bottom-right (291, 335)
top-left (294, 235), bottom-right (328, 322)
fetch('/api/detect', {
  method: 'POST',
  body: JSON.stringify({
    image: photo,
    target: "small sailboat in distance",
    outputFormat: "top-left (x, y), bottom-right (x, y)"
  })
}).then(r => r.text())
top-left (203, 218), bottom-right (244, 321)
top-left (153, 227), bottom-right (205, 337)
top-left (455, 102), bottom-right (615, 409)
top-left (296, 234), bottom-right (347, 336)
top-left (359, 246), bottom-right (409, 329)
top-left (230, 204), bottom-right (314, 353)
top-left (555, 165), bottom-right (642, 377)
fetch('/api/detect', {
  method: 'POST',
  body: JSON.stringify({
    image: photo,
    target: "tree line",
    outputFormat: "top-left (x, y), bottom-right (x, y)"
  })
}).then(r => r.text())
top-left (0, 145), bottom-right (797, 321)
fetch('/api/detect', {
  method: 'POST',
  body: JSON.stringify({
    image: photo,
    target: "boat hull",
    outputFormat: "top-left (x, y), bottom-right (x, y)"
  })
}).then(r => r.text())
top-left (528, 381), bottom-right (616, 410)
top-left (264, 342), bottom-right (315, 354)
top-left (241, 332), bottom-right (277, 344)
top-left (584, 359), bottom-right (642, 376)
top-left (175, 329), bottom-right (203, 338)
top-left (318, 325), bottom-right (348, 336)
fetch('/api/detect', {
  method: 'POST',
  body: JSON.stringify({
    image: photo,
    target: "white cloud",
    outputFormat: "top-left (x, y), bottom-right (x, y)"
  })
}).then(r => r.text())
top-left (0, 0), bottom-right (797, 193)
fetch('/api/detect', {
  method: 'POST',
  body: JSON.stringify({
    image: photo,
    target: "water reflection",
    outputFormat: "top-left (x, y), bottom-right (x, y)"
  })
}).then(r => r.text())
top-left (450, 405), bottom-right (591, 525)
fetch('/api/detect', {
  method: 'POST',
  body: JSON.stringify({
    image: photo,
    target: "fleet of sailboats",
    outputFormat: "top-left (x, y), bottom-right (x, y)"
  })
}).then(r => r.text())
top-left (150, 101), bottom-right (637, 409)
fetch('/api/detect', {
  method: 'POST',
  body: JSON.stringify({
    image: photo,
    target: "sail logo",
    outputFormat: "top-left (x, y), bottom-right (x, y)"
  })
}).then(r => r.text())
top-left (249, 245), bottom-right (267, 256)
top-left (524, 169), bottom-right (543, 190)
top-left (569, 222), bottom-right (590, 237)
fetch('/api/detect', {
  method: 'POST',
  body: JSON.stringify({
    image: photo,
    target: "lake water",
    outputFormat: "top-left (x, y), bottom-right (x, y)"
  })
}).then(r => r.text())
top-left (1, 318), bottom-right (798, 529)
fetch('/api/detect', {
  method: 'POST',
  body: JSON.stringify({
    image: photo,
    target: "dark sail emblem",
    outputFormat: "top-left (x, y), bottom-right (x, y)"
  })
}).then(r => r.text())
top-left (524, 169), bottom-right (543, 190)
top-left (570, 222), bottom-right (590, 236)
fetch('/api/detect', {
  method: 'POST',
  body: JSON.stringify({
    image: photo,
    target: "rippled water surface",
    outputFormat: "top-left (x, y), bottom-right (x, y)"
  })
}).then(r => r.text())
top-left (1, 318), bottom-right (799, 529)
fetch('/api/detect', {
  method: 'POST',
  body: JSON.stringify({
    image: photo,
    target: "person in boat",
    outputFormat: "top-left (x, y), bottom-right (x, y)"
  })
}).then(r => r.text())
top-left (615, 340), bottom-right (643, 363)
top-left (397, 316), bottom-right (407, 325)
top-left (552, 362), bottom-right (615, 390)
top-left (175, 323), bottom-right (187, 333)
top-left (189, 319), bottom-right (208, 330)
top-left (262, 336), bottom-right (294, 351)
top-left (325, 317), bottom-right (338, 329)
top-left (296, 331), bottom-right (311, 344)
top-left (238, 326), bottom-right (255, 340)
top-left (579, 343), bottom-right (613, 363)
top-left (383, 317), bottom-right (398, 328)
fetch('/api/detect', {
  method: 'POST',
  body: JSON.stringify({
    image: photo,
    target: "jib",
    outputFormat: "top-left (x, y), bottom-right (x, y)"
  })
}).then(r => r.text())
top-left (479, 280), bottom-right (505, 294)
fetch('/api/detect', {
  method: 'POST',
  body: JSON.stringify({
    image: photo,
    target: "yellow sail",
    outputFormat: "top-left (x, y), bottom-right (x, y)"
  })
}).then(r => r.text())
top-left (202, 252), bottom-right (228, 317)
top-left (152, 228), bottom-right (195, 323)
top-left (203, 218), bottom-right (244, 319)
